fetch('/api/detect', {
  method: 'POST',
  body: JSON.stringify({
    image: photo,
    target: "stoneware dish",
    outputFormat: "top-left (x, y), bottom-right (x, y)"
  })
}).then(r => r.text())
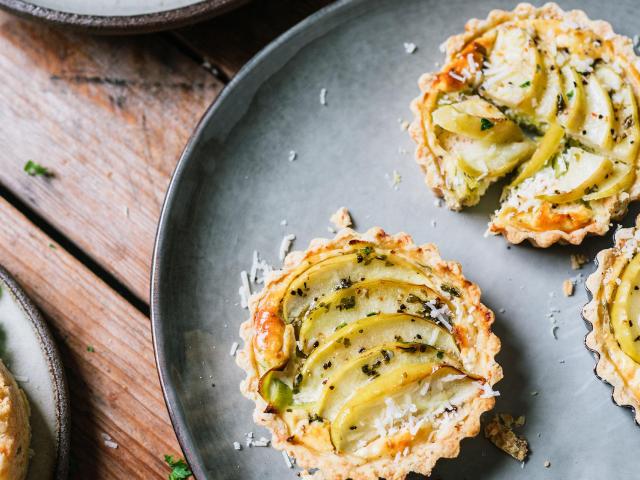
top-left (0, 266), bottom-right (69, 479)
top-left (151, 0), bottom-right (640, 478)
top-left (0, 0), bottom-right (248, 34)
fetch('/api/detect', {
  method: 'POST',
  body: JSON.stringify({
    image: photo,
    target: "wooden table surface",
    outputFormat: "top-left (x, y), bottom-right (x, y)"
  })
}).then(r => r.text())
top-left (0, 1), bottom-right (331, 477)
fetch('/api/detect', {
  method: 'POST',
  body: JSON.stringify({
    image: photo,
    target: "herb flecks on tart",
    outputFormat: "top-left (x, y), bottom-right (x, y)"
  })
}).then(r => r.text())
top-left (584, 216), bottom-right (640, 422)
top-left (410, 3), bottom-right (640, 247)
top-left (237, 228), bottom-right (501, 480)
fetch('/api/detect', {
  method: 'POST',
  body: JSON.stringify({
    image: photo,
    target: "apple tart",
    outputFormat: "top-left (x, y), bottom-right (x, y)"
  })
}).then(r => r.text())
top-left (237, 228), bottom-right (501, 479)
top-left (410, 3), bottom-right (640, 247)
top-left (584, 216), bottom-right (640, 422)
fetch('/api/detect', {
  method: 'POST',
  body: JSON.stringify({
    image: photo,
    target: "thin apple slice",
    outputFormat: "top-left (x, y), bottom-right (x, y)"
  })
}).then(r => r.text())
top-left (538, 147), bottom-right (612, 203)
top-left (610, 253), bottom-right (640, 363)
top-left (534, 46), bottom-right (563, 122)
top-left (330, 364), bottom-right (478, 453)
top-left (575, 73), bottom-right (614, 151)
top-left (432, 97), bottom-right (523, 143)
top-left (596, 65), bottom-right (640, 162)
top-left (510, 123), bottom-right (564, 186)
top-left (299, 280), bottom-right (446, 353)
top-left (558, 66), bottom-right (586, 132)
top-left (282, 249), bottom-right (432, 323)
top-left (316, 343), bottom-right (456, 421)
top-left (457, 139), bottom-right (535, 178)
top-left (481, 25), bottom-right (544, 110)
top-left (259, 370), bottom-right (294, 412)
top-left (583, 161), bottom-right (635, 201)
top-left (294, 313), bottom-right (459, 403)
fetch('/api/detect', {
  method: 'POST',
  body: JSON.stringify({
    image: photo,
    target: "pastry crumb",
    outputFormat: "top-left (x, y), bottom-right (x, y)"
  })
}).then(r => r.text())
top-left (484, 413), bottom-right (529, 462)
top-left (403, 42), bottom-right (417, 54)
top-left (562, 279), bottom-right (575, 297)
top-left (330, 207), bottom-right (353, 229)
top-left (544, 460), bottom-right (551, 468)
top-left (570, 253), bottom-right (588, 270)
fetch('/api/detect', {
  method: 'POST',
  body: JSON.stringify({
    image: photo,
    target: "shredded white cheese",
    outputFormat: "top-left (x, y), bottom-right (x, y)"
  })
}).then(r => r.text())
top-left (279, 234), bottom-right (296, 262)
top-left (319, 88), bottom-right (327, 106)
top-left (403, 42), bottom-right (417, 54)
top-left (229, 342), bottom-right (239, 357)
top-left (288, 150), bottom-right (297, 162)
top-left (233, 441), bottom-right (242, 450)
top-left (282, 450), bottom-right (293, 468)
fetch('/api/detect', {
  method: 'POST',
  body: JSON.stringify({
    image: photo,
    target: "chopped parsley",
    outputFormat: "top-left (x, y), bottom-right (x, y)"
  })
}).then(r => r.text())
top-left (335, 277), bottom-right (353, 290)
top-left (164, 455), bottom-right (192, 480)
top-left (87, 345), bottom-right (95, 352)
top-left (24, 160), bottom-right (53, 177)
top-left (566, 90), bottom-right (574, 99)
top-left (440, 283), bottom-right (461, 297)
top-left (480, 118), bottom-right (494, 131)
top-left (336, 296), bottom-right (356, 311)
top-left (366, 312), bottom-right (379, 317)
top-left (437, 351), bottom-right (444, 359)
top-left (519, 80), bottom-right (531, 88)
top-left (334, 322), bottom-right (348, 331)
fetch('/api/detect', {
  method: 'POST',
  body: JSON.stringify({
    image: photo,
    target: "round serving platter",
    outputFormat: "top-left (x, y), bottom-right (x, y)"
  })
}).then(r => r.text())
top-left (0, 266), bottom-right (69, 479)
top-left (151, 0), bottom-right (640, 478)
top-left (0, 0), bottom-right (248, 34)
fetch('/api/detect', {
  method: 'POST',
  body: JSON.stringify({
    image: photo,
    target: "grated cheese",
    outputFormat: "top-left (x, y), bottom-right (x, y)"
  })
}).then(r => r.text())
top-left (230, 342), bottom-right (239, 357)
top-left (279, 234), bottom-right (296, 262)
top-left (319, 88), bottom-right (327, 106)
top-left (403, 42), bottom-right (417, 54)
top-left (282, 450), bottom-right (293, 468)
top-left (233, 441), bottom-right (242, 450)
top-left (288, 150), bottom-right (297, 162)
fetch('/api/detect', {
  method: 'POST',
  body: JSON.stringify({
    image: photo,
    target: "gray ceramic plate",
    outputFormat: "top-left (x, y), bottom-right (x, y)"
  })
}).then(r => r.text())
top-left (0, 0), bottom-right (247, 34)
top-left (151, 1), bottom-right (640, 478)
top-left (0, 267), bottom-right (69, 479)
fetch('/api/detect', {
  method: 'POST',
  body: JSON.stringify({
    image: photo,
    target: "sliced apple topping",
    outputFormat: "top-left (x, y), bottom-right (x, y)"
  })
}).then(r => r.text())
top-left (583, 160), bottom-right (635, 201)
top-left (316, 343), bottom-right (459, 421)
top-left (510, 122), bottom-right (564, 186)
top-left (610, 253), bottom-right (640, 363)
top-left (456, 139), bottom-right (535, 178)
top-left (330, 364), bottom-right (478, 453)
top-left (574, 73), bottom-right (614, 151)
top-left (481, 25), bottom-right (544, 111)
top-left (295, 313), bottom-right (459, 403)
top-left (538, 147), bottom-right (612, 203)
top-left (298, 280), bottom-right (446, 353)
top-left (557, 65), bottom-right (586, 132)
top-left (282, 248), bottom-right (432, 322)
top-left (534, 46), bottom-right (563, 122)
top-left (432, 96), bottom-right (524, 143)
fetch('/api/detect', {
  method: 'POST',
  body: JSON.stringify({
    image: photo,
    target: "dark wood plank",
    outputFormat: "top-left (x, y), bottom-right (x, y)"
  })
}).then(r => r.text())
top-left (175, 0), bottom-right (333, 79)
top-left (0, 196), bottom-right (181, 479)
top-left (0, 11), bottom-right (223, 302)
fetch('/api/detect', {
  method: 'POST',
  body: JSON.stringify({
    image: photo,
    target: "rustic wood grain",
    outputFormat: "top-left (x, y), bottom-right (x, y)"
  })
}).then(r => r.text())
top-left (0, 196), bottom-right (181, 479)
top-left (0, 11), bottom-right (223, 302)
top-left (175, 0), bottom-right (333, 80)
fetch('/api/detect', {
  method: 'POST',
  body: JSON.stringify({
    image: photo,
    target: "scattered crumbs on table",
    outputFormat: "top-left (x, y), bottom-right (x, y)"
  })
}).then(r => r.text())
top-left (245, 432), bottom-right (254, 447)
top-left (282, 450), bottom-right (294, 469)
top-left (327, 226), bottom-right (337, 234)
top-left (559, 359), bottom-right (565, 364)
top-left (238, 270), bottom-right (251, 309)
top-left (233, 441), bottom-right (242, 451)
top-left (399, 119), bottom-right (410, 131)
top-left (403, 42), bottom-right (417, 54)
top-left (562, 279), bottom-right (575, 297)
top-left (23, 160), bottom-right (53, 177)
top-left (521, 461), bottom-right (525, 469)
top-left (330, 207), bottom-right (353, 230)
top-left (280, 219), bottom-right (288, 226)
top-left (499, 308), bottom-right (506, 314)
top-left (87, 345), bottom-right (95, 352)
top-left (484, 413), bottom-right (529, 462)
top-left (279, 234), bottom-right (296, 262)
top-left (530, 391), bottom-right (538, 396)
top-left (229, 342), bottom-right (239, 357)
top-left (250, 251), bottom-right (273, 284)
top-left (430, 219), bottom-right (437, 228)
top-left (288, 150), bottom-right (297, 162)
top-left (398, 147), bottom-right (408, 155)
top-left (551, 325), bottom-right (558, 339)
top-left (633, 34), bottom-right (640, 53)
top-left (386, 170), bottom-right (401, 190)
top-left (544, 460), bottom-right (551, 468)
top-left (252, 437), bottom-right (270, 447)
top-left (570, 253), bottom-right (588, 270)
top-left (319, 88), bottom-right (327, 106)
top-left (549, 291), bottom-right (556, 298)
top-left (101, 433), bottom-right (119, 449)
top-left (433, 198), bottom-right (443, 207)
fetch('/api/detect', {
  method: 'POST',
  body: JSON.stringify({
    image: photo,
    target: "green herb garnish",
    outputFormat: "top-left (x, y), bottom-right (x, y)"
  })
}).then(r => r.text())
top-left (336, 296), bottom-right (356, 311)
top-left (440, 284), bottom-right (461, 297)
top-left (87, 346), bottom-right (95, 352)
top-left (519, 80), bottom-right (531, 88)
top-left (24, 160), bottom-right (53, 177)
top-left (164, 455), bottom-right (192, 480)
top-left (480, 118), bottom-right (494, 131)
top-left (566, 90), bottom-right (574, 99)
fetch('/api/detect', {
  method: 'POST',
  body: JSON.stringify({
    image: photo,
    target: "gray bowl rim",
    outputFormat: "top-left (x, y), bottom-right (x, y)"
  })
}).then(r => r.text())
top-left (0, 265), bottom-right (70, 479)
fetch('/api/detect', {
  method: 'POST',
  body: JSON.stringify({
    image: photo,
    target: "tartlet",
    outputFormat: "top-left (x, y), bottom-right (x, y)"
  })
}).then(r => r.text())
top-left (584, 216), bottom-right (640, 422)
top-left (410, 3), bottom-right (640, 247)
top-left (0, 359), bottom-right (30, 480)
top-left (237, 228), bottom-right (501, 479)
